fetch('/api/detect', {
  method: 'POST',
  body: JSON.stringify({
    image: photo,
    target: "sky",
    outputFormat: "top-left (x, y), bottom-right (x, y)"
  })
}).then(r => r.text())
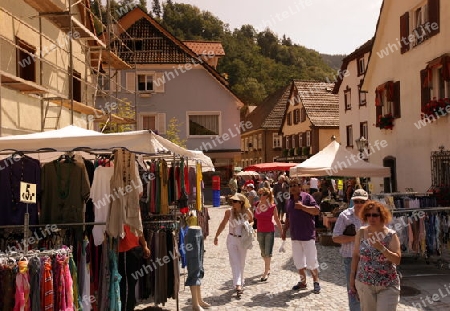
top-left (170, 0), bottom-right (383, 55)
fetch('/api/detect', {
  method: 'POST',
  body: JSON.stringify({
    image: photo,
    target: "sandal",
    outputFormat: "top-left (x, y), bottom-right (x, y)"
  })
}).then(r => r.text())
top-left (260, 272), bottom-right (270, 282)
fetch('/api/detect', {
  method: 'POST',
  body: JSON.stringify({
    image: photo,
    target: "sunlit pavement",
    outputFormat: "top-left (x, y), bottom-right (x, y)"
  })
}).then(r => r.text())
top-left (136, 206), bottom-right (450, 310)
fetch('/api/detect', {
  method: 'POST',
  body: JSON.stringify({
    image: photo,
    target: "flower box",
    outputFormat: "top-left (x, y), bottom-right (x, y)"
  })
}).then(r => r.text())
top-left (376, 113), bottom-right (394, 130)
top-left (421, 98), bottom-right (450, 118)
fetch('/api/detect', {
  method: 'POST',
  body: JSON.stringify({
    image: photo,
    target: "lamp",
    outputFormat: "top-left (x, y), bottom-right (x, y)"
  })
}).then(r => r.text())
top-left (355, 136), bottom-right (368, 161)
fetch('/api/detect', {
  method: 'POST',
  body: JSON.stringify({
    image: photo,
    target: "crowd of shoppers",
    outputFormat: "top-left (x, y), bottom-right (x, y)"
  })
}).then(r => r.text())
top-left (217, 173), bottom-right (401, 309)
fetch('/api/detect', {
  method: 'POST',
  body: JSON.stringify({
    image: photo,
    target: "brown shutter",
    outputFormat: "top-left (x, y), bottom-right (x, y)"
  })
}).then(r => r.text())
top-left (301, 107), bottom-right (306, 122)
top-left (428, 0), bottom-right (440, 37)
top-left (376, 106), bottom-right (382, 128)
top-left (420, 69), bottom-right (431, 106)
top-left (393, 81), bottom-right (401, 118)
top-left (400, 12), bottom-right (410, 54)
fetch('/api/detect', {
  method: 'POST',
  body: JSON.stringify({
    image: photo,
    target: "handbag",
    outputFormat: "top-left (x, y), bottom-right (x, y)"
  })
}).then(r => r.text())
top-left (343, 224), bottom-right (356, 236)
top-left (241, 220), bottom-right (254, 250)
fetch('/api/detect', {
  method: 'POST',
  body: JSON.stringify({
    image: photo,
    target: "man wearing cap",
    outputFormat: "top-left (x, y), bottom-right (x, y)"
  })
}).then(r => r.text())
top-left (332, 189), bottom-right (368, 311)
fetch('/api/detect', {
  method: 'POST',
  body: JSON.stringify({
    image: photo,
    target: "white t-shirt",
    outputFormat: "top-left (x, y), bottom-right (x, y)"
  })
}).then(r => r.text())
top-left (310, 177), bottom-right (318, 189)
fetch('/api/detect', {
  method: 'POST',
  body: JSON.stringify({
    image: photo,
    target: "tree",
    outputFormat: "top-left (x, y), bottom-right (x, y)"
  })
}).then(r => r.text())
top-left (152, 0), bottom-right (162, 18)
top-left (166, 117), bottom-right (186, 148)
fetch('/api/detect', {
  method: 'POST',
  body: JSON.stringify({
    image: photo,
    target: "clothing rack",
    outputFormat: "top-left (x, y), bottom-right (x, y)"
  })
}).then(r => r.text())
top-left (391, 206), bottom-right (450, 213)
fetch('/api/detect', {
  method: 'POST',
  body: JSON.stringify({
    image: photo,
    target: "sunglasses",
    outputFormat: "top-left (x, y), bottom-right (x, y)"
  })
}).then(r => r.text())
top-left (365, 213), bottom-right (380, 218)
top-left (353, 200), bottom-right (366, 204)
top-left (232, 200), bottom-right (241, 203)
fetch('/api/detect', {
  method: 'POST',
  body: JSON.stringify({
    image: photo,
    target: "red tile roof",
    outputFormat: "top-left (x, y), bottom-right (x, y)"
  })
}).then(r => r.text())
top-left (183, 41), bottom-right (225, 56)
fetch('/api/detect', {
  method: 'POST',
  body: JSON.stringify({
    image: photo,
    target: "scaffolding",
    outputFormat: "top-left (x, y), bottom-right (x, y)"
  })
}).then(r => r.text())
top-left (0, 0), bottom-right (137, 132)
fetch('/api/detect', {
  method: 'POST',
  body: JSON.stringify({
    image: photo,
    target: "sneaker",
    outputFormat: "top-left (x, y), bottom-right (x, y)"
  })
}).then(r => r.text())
top-left (292, 282), bottom-right (307, 290)
top-left (313, 282), bottom-right (321, 294)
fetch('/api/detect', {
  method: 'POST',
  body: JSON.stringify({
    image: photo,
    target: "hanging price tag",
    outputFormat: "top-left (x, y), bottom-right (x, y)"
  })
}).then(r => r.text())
top-left (20, 182), bottom-right (37, 204)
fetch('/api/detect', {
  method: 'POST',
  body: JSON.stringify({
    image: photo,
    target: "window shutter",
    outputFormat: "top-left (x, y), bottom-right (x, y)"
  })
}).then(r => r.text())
top-left (157, 113), bottom-right (166, 134)
top-left (301, 107), bottom-right (306, 122)
top-left (428, 0), bottom-right (440, 37)
top-left (420, 69), bottom-right (431, 106)
top-left (153, 72), bottom-right (165, 93)
top-left (376, 105), bottom-right (382, 128)
top-left (400, 12), bottom-right (410, 54)
top-left (393, 81), bottom-right (401, 118)
top-left (126, 72), bottom-right (135, 93)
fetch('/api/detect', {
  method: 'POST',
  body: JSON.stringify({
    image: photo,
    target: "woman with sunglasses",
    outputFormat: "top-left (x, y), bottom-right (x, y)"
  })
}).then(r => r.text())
top-left (350, 201), bottom-right (401, 311)
top-left (213, 193), bottom-right (253, 297)
top-left (254, 188), bottom-right (283, 282)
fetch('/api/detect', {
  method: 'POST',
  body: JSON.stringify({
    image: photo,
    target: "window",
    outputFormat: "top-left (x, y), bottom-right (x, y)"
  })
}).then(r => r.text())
top-left (252, 135), bottom-right (257, 150)
top-left (293, 109), bottom-right (300, 124)
top-left (16, 37), bottom-right (36, 82)
top-left (241, 139), bottom-right (244, 151)
top-left (346, 125), bottom-right (353, 147)
top-left (420, 55), bottom-right (450, 107)
top-left (299, 132), bottom-right (303, 147)
top-left (135, 39), bottom-right (143, 51)
top-left (188, 113), bottom-right (220, 136)
top-left (73, 71), bottom-right (81, 102)
top-left (359, 80), bottom-right (367, 106)
top-left (401, 0), bottom-right (440, 53)
top-left (273, 133), bottom-right (281, 148)
top-left (138, 74), bottom-right (153, 92)
top-left (306, 131), bottom-right (311, 147)
top-left (344, 86), bottom-right (351, 111)
top-left (285, 136), bottom-right (290, 149)
top-left (360, 122), bottom-right (368, 140)
top-left (140, 113), bottom-right (166, 134)
top-left (375, 81), bottom-right (401, 127)
top-left (292, 134), bottom-right (296, 149)
top-left (287, 111), bottom-right (292, 125)
top-left (258, 134), bottom-right (262, 150)
top-left (357, 57), bottom-right (365, 76)
top-left (98, 75), bottom-right (110, 91)
top-left (244, 137), bottom-right (248, 152)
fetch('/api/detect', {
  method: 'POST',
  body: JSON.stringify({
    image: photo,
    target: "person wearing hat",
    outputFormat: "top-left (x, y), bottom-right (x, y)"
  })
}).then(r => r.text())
top-left (332, 189), bottom-right (368, 311)
top-left (245, 183), bottom-right (259, 230)
top-left (213, 193), bottom-right (253, 297)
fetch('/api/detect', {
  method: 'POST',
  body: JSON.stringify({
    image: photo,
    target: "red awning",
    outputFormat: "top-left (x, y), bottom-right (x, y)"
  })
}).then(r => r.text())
top-left (243, 162), bottom-right (297, 172)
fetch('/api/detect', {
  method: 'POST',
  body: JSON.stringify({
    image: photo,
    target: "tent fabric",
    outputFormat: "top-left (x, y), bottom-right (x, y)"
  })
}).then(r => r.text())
top-left (244, 162), bottom-right (297, 172)
top-left (0, 125), bottom-right (214, 171)
top-left (289, 140), bottom-right (390, 178)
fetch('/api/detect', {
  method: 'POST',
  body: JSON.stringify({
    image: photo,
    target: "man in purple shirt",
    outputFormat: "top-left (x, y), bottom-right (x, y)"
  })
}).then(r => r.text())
top-left (282, 178), bottom-right (321, 294)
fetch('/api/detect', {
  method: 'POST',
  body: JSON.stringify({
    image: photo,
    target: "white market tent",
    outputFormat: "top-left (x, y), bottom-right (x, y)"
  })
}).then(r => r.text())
top-left (0, 125), bottom-right (214, 171)
top-left (289, 140), bottom-right (390, 178)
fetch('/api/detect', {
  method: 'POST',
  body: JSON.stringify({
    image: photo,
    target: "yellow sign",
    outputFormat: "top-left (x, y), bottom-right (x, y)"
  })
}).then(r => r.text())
top-left (20, 182), bottom-right (37, 204)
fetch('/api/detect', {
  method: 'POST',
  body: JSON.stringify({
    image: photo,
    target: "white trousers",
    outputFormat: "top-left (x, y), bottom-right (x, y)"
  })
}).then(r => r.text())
top-left (226, 234), bottom-right (248, 287)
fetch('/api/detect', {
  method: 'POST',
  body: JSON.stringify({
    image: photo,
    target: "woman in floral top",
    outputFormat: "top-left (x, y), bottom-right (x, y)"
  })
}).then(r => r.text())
top-left (350, 201), bottom-right (401, 311)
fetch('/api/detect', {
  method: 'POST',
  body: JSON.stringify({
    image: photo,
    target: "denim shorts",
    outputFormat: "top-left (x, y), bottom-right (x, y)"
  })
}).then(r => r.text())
top-left (257, 231), bottom-right (275, 257)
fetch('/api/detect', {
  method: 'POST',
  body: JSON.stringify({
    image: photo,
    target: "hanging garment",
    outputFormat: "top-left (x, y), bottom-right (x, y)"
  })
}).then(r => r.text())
top-left (0, 155), bottom-right (41, 226)
top-left (107, 149), bottom-right (143, 238)
top-left (14, 259), bottom-right (30, 311)
top-left (28, 257), bottom-right (41, 311)
top-left (196, 163), bottom-right (203, 211)
top-left (109, 250), bottom-right (121, 311)
top-left (40, 257), bottom-right (54, 311)
top-left (91, 166), bottom-right (114, 246)
top-left (68, 256), bottom-right (80, 311)
top-left (160, 160), bottom-right (169, 214)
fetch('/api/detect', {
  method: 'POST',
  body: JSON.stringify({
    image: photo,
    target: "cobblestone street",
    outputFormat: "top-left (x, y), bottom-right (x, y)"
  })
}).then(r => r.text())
top-left (137, 206), bottom-right (450, 311)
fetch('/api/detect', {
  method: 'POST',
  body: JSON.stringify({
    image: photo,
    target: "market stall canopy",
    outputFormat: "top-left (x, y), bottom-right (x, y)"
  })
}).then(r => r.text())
top-left (244, 162), bottom-right (297, 172)
top-left (0, 125), bottom-right (214, 171)
top-left (289, 140), bottom-right (390, 177)
top-left (236, 170), bottom-right (260, 180)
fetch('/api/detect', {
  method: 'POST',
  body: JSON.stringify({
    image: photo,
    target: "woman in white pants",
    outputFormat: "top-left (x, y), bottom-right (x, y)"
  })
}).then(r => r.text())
top-left (214, 193), bottom-right (253, 296)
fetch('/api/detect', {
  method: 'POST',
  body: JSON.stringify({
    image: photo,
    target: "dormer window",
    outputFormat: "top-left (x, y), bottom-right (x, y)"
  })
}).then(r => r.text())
top-left (357, 57), bottom-right (365, 76)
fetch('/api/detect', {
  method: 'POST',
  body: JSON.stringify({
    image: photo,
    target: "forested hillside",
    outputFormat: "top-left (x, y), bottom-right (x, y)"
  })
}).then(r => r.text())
top-left (92, 0), bottom-right (345, 105)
